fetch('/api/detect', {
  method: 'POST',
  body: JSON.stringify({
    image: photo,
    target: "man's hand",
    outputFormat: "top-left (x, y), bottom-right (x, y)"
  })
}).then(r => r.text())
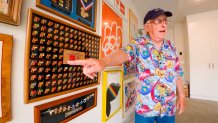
top-left (176, 96), bottom-right (185, 115)
top-left (67, 58), bottom-right (106, 79)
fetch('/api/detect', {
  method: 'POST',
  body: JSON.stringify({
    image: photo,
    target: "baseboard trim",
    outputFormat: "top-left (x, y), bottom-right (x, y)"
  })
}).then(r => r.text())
top-left (190, 94), bottom-right (218, 101)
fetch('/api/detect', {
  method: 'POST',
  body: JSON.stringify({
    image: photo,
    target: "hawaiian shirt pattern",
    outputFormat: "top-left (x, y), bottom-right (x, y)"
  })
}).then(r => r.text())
top-left (123, 34), bottom-right (184, 117)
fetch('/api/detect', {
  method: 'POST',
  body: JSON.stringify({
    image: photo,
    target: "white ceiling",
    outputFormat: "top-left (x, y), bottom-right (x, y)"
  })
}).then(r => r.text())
top-left (133, 0), bottom-right (218, 27)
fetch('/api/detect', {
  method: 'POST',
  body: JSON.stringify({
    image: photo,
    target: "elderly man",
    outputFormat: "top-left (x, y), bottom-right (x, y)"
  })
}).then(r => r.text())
top-left (67, 8), bottom-right (185, 123)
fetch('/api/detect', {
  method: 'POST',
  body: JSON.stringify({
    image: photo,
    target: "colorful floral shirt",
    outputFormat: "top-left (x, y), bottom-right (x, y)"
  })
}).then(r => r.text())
top-left (123, 34), bottom-right (184, 117)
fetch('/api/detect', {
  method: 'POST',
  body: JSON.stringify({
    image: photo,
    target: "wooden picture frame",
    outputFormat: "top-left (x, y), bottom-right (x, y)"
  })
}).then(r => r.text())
top-left (34, 88), bottom-right (97, 123)
top-left (0, 0), bottom-right (22, 25)
top-left (129, 9), bottom-right (138, 42)
top-left (24, 9), bottom-right (101, 103)
top-left (122, 78), bottom-right (138, 118)
top-left (36, 0), bottom-right (98, 32)
top-left (102, 67), bottom-right (123, 122)
top-left (0, 33), bottom-right (13, 122)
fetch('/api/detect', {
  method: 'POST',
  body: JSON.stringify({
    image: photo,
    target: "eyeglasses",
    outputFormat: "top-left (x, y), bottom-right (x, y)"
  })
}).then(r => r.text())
top-left (148, 19), bottom-right (170, 25)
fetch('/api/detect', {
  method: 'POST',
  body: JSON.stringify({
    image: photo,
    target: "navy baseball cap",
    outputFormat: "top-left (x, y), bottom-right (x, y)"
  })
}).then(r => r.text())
top-left (143, 8), bottom-right (172, 24)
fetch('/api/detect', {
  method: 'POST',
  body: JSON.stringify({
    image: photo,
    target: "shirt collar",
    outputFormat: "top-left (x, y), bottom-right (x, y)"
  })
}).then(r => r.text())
top-left (144, 34), bottom-right (167, 51)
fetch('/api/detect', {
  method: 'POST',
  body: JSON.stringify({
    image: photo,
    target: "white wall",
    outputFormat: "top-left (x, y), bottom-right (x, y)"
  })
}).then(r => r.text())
top-left (173, 22), bottom-right (189, 81)
top-left (165, 28), bottom-right (175, 43)
top-left (0, 0), bottom-right (141, 123)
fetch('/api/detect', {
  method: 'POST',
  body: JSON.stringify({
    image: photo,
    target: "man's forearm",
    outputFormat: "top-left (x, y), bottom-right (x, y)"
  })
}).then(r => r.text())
top-left (101, 49), bottom-right (129, 67)
top-left (176, 77), bottom-right (185, 97)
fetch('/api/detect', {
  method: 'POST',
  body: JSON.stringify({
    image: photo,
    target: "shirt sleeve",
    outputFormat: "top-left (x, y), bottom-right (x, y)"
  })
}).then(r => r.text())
top-left (173, 47), bottom-right (184, 79)
top-left (121, 40), bottom-right (139, 64)
top-left (175, 56), bottom-right (184, 78)
top-left (168, 40), bottom-right (184, 79)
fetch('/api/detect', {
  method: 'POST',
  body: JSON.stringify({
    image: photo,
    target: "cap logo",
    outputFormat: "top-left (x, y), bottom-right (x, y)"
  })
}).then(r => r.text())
top-left (154, 8), bottom-right (163, 11)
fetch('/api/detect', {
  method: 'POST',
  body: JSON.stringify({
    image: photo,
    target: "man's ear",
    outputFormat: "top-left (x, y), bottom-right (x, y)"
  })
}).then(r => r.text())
top-left (144, 24), bottom-right (149, 34)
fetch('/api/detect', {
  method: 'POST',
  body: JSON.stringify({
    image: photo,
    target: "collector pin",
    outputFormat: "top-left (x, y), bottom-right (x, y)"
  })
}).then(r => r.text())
top-left (54, 35), bottom-right (59, 40)
top-left (33, 23), bottom-right (39, 29)
top-left (52, 54), bottom-right (58, 59)
top-left (52, 74), bottom-right (57, 79)
top-left (54, 29), bottom-right (59, 34)
top-left (38, 67), bottom-right (44, 73)
top-left (39, 46), bottom-right (45, 52)
top-left (54, 23), bottom-right (60, 28)
top-left (32, 37), bottom-right (38, 43)
top-left (31, 45), bottom-right (38, 51)
top-left (37, 88), bottom-right (43, 95)
top-left (30, 82), bottom-right (37, 89)
top-left (48, 21), bottom-right (54, 26)
top-left (52, 67), bottom-right (58, 72)
top-left (45, 81), bottom-right (51, 87)
top-left (30, 90), bottom-right (37, 97)
top-left (32, 30), bottom-right (38, 36)
top-left (53, 41), bottom-right (59, 47)
top-left (31, 67), bottom-right (37, 73)
top-left (46, 54), bottom-right (52, 59)
top-left (38, 82), bottom-right (44, 88)
top-left (45, 61), bottom-right (51, 66)
top-left (31, 60), bottom-right (37, 66)
top-left (31, 52), bottom-right (37, 59)
top-left (60, 25), bottom-right (64, 30)
top-left (53, 48), bottom-right (58, 53)
top-left (62, 85), bottom-right (67, 90)
top-left (47, 40), bottom-right (52, 45)
top-left (52, 80), bottom-right (57, 86)
top-left (45, 74), bottom-right (51, 80)
top-left (67, 84), bottom-right (71, 89)
top-left (57, 86), bottom-right (62, 91)
top-left (41, 19), bottom-right (47, 24)
top-left (65, 27), bottom-right (69, 31)
top-left (59, 42), bottom-right (64, 47)
top-left (58, 74), bottom-right (63, 79)
top-left (59, 49), bottom-right (64, 53)
top-left (38, 75), bottom-right (44, 80)
top-left (44, 88), bottom-right (50, 94)
top-left (71, 84), bottom-right (75, 88)
top-left (33, 16), bottom-right (40, 22)
top-left (39, 38), bottom-right (45, 44)
top-left (58, 61), bottom-right (63, 66)
top-left (39, 53), bottom-right (45, 59)
top-left (39, 32), bottom-right (45, 38)
top-left (40, 26), bottom-right (46, 31)
top-left (51, 87), bottom-right (57, 92)
top-left (47, 33), bottom-right (53, 39)
top-left (58, 67), bottom-right (63, 72)
top-left (58, 80), bottom-right (63, 85)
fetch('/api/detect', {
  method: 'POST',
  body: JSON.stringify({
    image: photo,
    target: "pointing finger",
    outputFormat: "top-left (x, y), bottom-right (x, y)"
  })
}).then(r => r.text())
top-left (67, 60), bottom-right (88, 66)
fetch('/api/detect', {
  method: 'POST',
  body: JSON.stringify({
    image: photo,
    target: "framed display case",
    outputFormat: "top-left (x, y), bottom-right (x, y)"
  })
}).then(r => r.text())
top-left (122, 78), bottom-right (138, 118)
top-left (34, 88), bottom-right (97, 123)
top-left (0, 33), bottom-right (13, 122)
top-left (0, 0), bottom-right (22, 25)
top-left (129, 9), bottom-right (138, 42)
top-left (123, 61), bottom-right (137, 79)
top-left (102, 67), bottom-right (123, 122)
top-left (36, 0), bottom-right (98, 31)
top-left (101, 1), bottom-right (122, 60)
top-left (24, 9), bottom-right (100, 103)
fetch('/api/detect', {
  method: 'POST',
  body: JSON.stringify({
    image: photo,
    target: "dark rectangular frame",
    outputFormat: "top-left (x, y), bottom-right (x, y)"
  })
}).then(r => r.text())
top-left (24, 9), bottom-right (101, 103)
top-left (36, 0), bottom-right (98, 31)
top-left (34, 88), bottom-right (97, 123)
